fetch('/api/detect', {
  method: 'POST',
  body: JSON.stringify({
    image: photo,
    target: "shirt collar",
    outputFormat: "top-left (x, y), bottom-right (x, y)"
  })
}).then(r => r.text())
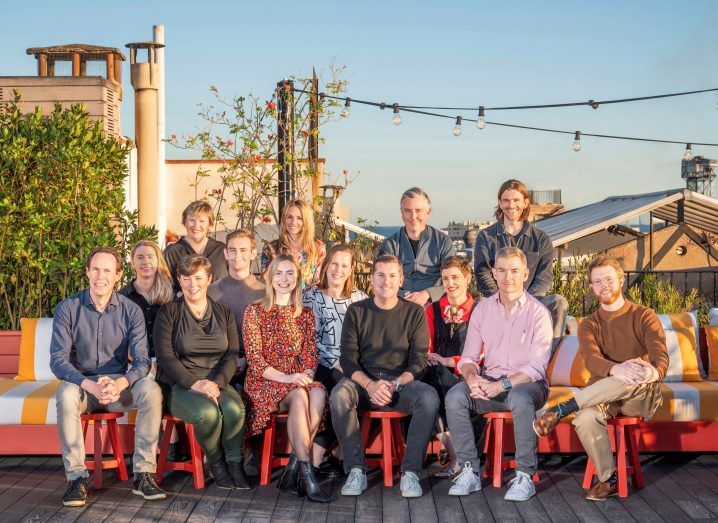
top-left (81, 288), bottom-right (119, 312)
top-left (496, 220), bottom-right (531, 238)
top-left (491, 290), bottom-right (528, 311)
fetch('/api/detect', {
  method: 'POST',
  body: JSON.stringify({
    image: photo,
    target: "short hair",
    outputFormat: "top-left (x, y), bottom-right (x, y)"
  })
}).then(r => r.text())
top-left (226, 229), bottom-right (256, 249)
top-left (372, 254), bottom-right (403, 274)
top-left (440, 256), bottom-right (473, 280)
top-left (178, 255), bottom-right (212, 279)
top-left (494, 246), bottom-right (527, 267)
top-left (86, 247), bottom-right (122, 274)
top-left (587, 256), bottom-right (624, 281)
top-left (181, 200), bottom-right (215, 227)
top-left (400, 187), bottom-right (431, 207)
top-left (494, 179), bottom-right (531, 222)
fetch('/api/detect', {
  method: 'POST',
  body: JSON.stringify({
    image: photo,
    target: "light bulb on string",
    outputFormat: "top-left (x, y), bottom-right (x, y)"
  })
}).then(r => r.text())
top-left (684, 143), bottom-right (693, 161)
top-left (572, 131), bottom-right (582, 152)
top-left (452, 116), bottom-right (462, 137)
top-left (341, 98), bottom-right (351, 118)
top-left (476, 106), bottom-right (486, 129)
top-left (392, 103), bottom-right (402, 125)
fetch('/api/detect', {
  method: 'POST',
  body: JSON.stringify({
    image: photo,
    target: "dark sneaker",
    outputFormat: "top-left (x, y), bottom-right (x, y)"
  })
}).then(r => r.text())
top-left (62, 477), bottom-right (89, 507)
top-left (132, 472), bottom-right (167, 500)
top-left (209, 461), bottom-right (235, 490)
top-left (227, 460), bottom-right (251, 490)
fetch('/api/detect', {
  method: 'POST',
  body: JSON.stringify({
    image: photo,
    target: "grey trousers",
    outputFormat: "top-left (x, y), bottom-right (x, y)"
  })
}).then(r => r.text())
top-left (56, 376), bottom-right (163, 481)
top-left (535, 294), bottom-right (569, 346)
top-left (446, 380), bottom-right (548, 476)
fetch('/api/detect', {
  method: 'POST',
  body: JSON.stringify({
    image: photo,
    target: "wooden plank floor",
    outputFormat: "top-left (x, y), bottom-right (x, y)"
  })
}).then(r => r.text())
top-left (2, 453), bottom-right (718, 522)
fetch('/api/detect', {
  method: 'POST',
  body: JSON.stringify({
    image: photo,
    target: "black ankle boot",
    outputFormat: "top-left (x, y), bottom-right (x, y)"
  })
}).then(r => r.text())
top-left (227, 460), bottom-right (251, 490)
top-left (297, 461), bottom-right (330, 503)
top-left (277, 454), bottom-right (299, 496)
top-left (209, 460), bottom-right (234, 489)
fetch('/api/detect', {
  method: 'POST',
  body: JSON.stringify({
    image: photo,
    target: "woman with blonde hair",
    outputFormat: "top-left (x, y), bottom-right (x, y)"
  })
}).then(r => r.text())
top-left (261, 199), bottom-right (326, 290)
top-left (243, 254), bottom-right (329, 502)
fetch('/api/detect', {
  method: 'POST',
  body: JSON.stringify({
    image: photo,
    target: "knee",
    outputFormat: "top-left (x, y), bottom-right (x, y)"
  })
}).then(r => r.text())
top-left (507, 388), bottom-right (535, 414)
top-left (445, 383), bottom-right (470, 413)
top-left (221, 397), bottom-right (246, 422)
top-left (414, 384), bottom-right (440, 414)
top-left (572, 409), bottom-right (604, 431)
top-left (329, 380), bottom-right (357, 412)
top-left (56, 382), bottom-right (82, 415)
top-left (191, 402), bottom-right (221, 427)
top-left (132, 378), bottom-right (162, 407)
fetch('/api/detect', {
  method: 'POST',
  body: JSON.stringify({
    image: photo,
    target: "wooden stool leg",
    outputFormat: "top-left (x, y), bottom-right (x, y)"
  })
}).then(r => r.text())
top-left (391, 420), bottom-right (405, 463)
top-left (615, 424), bottom-right (628, 498)
top-left (106, 419), bottom-right (128, 481)
top-left (93, 420), bottom-right (103, 490)
top-left (483, 419), bottom-right (493, 478)
top-left (187, 424), bottom-right (205, 489)
top-left (156, 418), bottom-right (175, 484)
top-left (492, 418), bottom-right (504, 488)
top-left (260, 417), bottom-right (276, 486)
top-left (582, 459), bottom-right (595, 489)
top-left (627, 425), bottom-right (644, 489)
top-left (381, 418), bottom-right (393, 487)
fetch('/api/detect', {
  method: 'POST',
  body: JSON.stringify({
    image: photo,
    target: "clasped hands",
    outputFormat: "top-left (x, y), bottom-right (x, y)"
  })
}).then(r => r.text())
top-left (610, 358), bottom-right (658, 386)
top-left (466, 375), bottom-right (504, 400)
top-left (366, 380), bottom-right (397, 406)
top-left (84, 376), bottom-right (124, 405)
top-left (191, 379), bottom-right (221, 404)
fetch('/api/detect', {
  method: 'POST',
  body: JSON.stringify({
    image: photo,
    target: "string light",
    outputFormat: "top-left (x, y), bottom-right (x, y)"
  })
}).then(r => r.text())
top-left (452, 116), bottom-right (462, 137)
top-left (572, 131), bottom-right (582, 152)
top-left (684, 143), bottom-right (693, 161)
top-left (476, 106), bottom-right (486, 129)
top-left (392, 103), bottom-right (402, 126)
top-left (341, 97), bottom-right (351, 118)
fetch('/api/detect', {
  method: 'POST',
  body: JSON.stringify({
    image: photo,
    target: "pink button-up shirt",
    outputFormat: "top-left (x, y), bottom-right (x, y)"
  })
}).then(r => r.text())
top-left (457, 291), bottom-right (552, 386)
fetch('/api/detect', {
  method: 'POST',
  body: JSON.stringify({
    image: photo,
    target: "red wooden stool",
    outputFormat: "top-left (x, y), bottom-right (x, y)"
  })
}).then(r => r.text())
top-left (81, 412), bottom-right (128, 489)
top-left (156, 414), bottom-right (206, 489)
top-left (582, 416), bottom-right (644, 498)
top-left (483, 412), bottom-right (539, 488)
top-left (361, 411), bottom-right (408, 487)
top-left (259, 413), bottom-right (291, 486)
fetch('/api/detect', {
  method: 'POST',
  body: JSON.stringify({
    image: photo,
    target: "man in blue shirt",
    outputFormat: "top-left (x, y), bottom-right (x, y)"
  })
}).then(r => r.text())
top-left (50, 247), bottom-right (165, 507)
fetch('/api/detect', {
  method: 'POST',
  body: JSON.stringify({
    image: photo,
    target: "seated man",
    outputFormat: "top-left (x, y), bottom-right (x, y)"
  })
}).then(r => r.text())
top-left (473, 179), bottom-right (567, 347)
top-left (533, 256), bottom-right (668, 501)
top-left (330, 254), bottom-right (439, 498)
top-left (446, 246), bottom-right (552, 501)
top-left (50, 247), bottom-right (165, 507)
top-left (378, 187), bottom-right (455, 307)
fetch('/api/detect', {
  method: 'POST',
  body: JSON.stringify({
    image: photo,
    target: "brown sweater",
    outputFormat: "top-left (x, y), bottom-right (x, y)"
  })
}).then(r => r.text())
top-left (578, 300), bottom-right (669, 384)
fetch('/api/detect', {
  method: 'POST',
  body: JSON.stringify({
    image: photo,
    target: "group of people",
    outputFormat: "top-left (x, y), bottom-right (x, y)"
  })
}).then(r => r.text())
top-left (49, 179), bottom-right (669, 508)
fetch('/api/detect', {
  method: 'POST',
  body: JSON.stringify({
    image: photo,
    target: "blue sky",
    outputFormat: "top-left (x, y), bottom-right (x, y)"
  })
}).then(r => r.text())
top-left (2, 1), bottom-right (717, 225)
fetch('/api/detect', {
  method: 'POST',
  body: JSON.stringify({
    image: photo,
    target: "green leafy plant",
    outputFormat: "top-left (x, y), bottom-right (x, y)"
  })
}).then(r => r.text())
top-left (627, 274), bottom-right (709, 323)
top-left (551, 257), bottom-right (598, 317)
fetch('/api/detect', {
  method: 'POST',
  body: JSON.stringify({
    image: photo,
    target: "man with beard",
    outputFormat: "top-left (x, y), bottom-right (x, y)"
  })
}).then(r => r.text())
top-left (532, 256), bottom-right (668, 501)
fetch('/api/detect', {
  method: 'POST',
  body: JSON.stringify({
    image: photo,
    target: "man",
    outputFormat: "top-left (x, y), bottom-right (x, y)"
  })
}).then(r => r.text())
top-left (378, 187), bottom-right (455, 307)
top-left (533, 256), bottom-right (668, 501)
top-left (473, 179), bottom-right (567, 346)
top-left (330, 254), bottom-right (439, 498)
top-left (446, 247), bottom-right (552, 501)
top-left (50, 247), bottom-right (165, 507)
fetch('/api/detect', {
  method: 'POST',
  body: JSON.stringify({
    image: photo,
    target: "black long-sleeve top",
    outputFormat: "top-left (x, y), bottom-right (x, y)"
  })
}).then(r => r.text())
top-left (154, 297), bottom-right (238, 389)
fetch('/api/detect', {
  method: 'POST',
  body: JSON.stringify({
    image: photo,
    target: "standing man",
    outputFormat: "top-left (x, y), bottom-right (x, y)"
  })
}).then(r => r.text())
top-left (379, 187), bottom-right (455, 307)
top-left (533, 256), bottom-right (668, 501)
top-left (446, 247), bottom-right (552, 502)
top-left (50, 248), bottom-right (165, 507)
top-left (473, 179), bottom-right (567, 346)
top-left (330, 254), bottom-right (439, 498)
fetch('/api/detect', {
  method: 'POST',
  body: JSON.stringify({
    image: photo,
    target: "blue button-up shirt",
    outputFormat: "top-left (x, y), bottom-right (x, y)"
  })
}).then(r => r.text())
top-left (50, 289), bottom-right (150, 387)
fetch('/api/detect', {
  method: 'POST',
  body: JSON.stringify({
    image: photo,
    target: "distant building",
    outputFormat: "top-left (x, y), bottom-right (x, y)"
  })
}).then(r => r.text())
top-left (528, 189), bottom-right (564, 221)
top-left (445, 220), bottom-right (491, 242)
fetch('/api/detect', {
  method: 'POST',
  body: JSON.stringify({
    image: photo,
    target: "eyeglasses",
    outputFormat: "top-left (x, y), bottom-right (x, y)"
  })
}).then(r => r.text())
top-left (590, 277), bottom-right (618, 287)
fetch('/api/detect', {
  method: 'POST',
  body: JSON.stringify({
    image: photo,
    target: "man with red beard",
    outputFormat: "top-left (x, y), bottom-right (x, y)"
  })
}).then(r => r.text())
top-left (533, 256), bottom-right (668, 501)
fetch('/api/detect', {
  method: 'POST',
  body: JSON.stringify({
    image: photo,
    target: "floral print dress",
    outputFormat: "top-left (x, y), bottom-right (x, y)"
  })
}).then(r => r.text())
top-left (242, 303), bottom-right (325, 436)
top-left (260, 239), bottom-right (326, 290)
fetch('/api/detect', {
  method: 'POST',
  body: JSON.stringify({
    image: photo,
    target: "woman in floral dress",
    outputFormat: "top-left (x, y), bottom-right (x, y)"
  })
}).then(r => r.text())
top-left (243, 254), bottom-right (330, 503)
top-left (260, 199), bottom-right (326, 290)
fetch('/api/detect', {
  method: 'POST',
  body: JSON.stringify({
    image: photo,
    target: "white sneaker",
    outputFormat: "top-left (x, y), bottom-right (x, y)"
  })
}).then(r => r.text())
top-left (504, 471), bottom-right (535, 501)
top-left (448, 462), bottom-right (481, 496)
top-left (400, 471), bottom-right (422, 498)
top-left (341, 467), bottom-right (367, 496)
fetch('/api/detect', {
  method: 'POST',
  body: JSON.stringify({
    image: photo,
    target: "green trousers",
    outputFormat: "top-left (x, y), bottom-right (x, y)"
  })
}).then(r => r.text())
top-left (169, 384), bottom-right (246, 464)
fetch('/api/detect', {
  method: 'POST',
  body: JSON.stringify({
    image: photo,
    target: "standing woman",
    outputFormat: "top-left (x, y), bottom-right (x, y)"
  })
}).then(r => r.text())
top-left (302, 245), bottom-right (366, 475)
top-left (119, 240), bottom-right (174, 376)
top-left (154, 256), bottom-right (249, 490)
top-left (261, 199), bottom-right (326, 290)
top-left (243, 254), bottom-right (330, 503)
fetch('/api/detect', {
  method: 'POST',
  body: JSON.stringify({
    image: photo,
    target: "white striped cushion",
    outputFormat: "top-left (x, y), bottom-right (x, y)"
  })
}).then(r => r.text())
top-left (657, 312), bottom-right (703, 382)
top-left (17, 318), bottom-right (55, 381)
top-left (546, 336), bottom-right (590, 387)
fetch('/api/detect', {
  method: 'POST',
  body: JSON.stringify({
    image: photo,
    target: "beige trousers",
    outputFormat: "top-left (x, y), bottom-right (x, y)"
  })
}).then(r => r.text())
top-left (572, 376), bottom-right (662, 482)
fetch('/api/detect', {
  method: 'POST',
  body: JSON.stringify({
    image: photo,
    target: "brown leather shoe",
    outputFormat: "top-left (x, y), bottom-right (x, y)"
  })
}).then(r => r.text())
top-left (533, 410), bottom-right (560, 437)
top-left (585, 479), bottom-right (618, 501)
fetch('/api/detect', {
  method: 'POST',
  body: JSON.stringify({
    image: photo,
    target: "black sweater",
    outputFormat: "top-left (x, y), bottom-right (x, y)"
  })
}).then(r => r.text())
top-left (340, 297), bottom-right (429, 381)
top-left (154, 297), bottom-right (238, 389)
top-left (163, 237), bottom-right (228, 293)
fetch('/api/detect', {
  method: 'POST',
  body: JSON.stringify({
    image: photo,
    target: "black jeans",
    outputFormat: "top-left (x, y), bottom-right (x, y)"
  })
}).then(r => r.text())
top-left (313, 365), bottom-right (345, 449)
top-left (329, 377), bottom-right (439, 476)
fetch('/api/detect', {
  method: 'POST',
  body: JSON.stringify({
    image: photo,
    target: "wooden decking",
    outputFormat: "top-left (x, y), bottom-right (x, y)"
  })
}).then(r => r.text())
top-left (2, 453), bottom-right (718, 522)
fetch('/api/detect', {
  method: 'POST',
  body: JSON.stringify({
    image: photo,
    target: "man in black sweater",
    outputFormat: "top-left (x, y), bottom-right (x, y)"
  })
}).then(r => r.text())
top-left (330, 254), bottom-right (439, 499)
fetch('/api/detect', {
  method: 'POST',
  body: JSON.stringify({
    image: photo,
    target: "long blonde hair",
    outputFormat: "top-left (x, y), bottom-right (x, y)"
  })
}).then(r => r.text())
top-left (279, 199), bottom-right (317, 266)
top-left (262, 254), bottom-right (304, 318)
top-left (130, 240), bottom-right (174, 305)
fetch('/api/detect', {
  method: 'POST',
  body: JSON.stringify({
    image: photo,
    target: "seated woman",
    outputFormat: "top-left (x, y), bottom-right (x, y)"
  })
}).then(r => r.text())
top-left (243, 254), bottom-right (330, 503)
top-left (154, 256), bottom-right (248, 490)
top-left (303, 244), bottom-right (367, 476)
top-left (261, 199), bottom-right (326, 291)
top-left (423, 256), bottom-right (476, 477)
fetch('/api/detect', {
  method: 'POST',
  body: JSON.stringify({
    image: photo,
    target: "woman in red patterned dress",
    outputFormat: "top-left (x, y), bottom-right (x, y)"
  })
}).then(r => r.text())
top-left (243, 254), bottom-right (330, 503)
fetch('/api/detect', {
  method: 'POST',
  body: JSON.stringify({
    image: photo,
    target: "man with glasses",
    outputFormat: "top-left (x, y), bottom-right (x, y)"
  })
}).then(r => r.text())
top-left (532, 255), bottom-right (668, 501)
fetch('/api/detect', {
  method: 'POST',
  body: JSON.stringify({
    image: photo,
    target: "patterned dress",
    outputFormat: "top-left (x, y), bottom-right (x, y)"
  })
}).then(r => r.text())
top-left (242, 303), bottom-right (325, 436)
top-left (260, 239), bottom-right (326, 291)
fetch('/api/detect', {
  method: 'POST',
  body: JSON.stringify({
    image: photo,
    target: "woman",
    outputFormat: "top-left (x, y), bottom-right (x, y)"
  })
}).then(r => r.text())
top-left (261, 199), bottom-right (326, 290)
top-left (119, 240), bottom-right (174, 375)
top-left (243, 254), bottom-right (330, 503)
top-left (154, 256), bottom-right (248, 490)
top-left (424, 256), bottom-right (476, 477)
top-left (303, 245), bottom-right (367, 476)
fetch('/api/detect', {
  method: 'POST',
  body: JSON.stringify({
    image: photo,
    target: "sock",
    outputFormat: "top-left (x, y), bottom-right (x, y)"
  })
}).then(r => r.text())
top-left (607, 471), bottom-right (618, 485)
top-left (549, 398), bottom-right (579, 419)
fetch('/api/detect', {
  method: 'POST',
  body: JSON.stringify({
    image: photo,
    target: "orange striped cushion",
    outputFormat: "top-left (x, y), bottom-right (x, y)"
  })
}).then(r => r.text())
top-left (547, 336), bottom-right (590, 387)
top-left (704, 326), bottom-right (718, 381)
top-left (658, 312), bottom-right (702, 382)
top-left (17, 318), bottom-right (55, 382)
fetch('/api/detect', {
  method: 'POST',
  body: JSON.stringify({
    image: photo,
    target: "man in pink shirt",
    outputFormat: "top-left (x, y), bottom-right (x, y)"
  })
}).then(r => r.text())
top-left (446, 246), bottom-right (552, 501)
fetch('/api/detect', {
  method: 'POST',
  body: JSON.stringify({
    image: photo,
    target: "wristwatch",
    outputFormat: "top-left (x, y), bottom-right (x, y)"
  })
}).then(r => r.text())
top-left (392, 380), bottom-right (403, 392)
top-left (502, 378), bottom-right (512, 392)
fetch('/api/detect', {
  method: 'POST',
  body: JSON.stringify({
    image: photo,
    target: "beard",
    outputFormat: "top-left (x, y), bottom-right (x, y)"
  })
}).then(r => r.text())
top-left (596, 286), bottom-right (621, 305)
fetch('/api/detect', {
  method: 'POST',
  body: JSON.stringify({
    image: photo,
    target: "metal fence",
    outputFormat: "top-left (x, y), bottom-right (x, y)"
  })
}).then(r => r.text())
top-left (623, 270), bottom-right (718, 306)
